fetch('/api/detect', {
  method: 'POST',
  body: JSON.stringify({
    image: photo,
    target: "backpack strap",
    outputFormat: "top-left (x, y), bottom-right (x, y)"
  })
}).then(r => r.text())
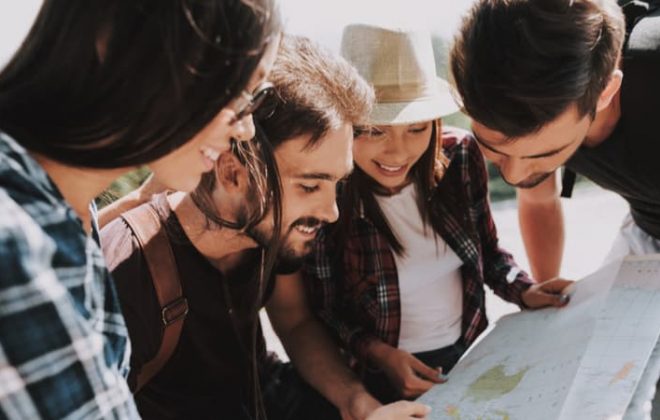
top-left (121, 203), bottom-right (189, 392)
top-left (620, 0), bottom-right (660, 37)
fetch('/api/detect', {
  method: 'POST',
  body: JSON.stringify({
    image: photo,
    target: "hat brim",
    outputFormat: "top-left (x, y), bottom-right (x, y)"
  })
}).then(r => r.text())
top-left (369, 78), bottom-right (460, 125)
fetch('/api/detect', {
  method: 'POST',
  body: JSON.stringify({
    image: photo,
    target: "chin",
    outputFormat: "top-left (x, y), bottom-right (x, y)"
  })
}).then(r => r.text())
top-left (161, 174), bottom-right (202, 193)
top-left (510, 172), bottom-right (553, 189)
top-left (278, 241), bottom-right (313, 265)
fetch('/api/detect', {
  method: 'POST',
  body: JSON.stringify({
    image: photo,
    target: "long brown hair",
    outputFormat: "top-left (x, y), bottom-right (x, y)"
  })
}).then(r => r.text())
top-left (336, 119), bottom-right (448, 256)
top-left (0, 0), bottom-right (281, 168)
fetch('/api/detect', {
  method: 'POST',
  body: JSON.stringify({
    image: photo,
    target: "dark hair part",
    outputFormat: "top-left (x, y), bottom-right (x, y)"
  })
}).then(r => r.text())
top-left (337, 120), bottom-right (448, 256)
top-left (0, 0), bottom-right (280, 168)
top-left (257, 34), bottom-right (374, 150)
top-left (451, 0), bottom-right (625, 137)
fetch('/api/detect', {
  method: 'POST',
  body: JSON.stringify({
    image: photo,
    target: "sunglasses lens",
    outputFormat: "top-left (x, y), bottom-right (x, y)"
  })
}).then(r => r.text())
top-left (233, 84), bottom-right (276, 122)
top-left (253, 88), bottom-right (277, 120)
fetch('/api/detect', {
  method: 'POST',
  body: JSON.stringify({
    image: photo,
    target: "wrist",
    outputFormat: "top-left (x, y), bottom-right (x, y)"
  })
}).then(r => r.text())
top-left (135, 184), bottom-right (154, 203)
top-left (519, 283), bottom-right (535, 308)
top-left (365, 339), bottom-right (393, 365)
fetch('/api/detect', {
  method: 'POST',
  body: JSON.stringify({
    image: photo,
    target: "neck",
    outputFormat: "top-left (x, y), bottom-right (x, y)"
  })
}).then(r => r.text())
top-left (167, 192), bottom-right (258, 271)
top-left (33, 154), bottom-right (127, 233)
top-left (584, 90), bottom-right (621, 147)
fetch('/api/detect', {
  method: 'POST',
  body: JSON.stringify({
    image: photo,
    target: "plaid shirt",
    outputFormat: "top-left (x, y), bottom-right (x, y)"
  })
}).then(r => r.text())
top-left (0, 132), bottom-right (138, 419)
top-left (304, 129), bottom-right (533, 362)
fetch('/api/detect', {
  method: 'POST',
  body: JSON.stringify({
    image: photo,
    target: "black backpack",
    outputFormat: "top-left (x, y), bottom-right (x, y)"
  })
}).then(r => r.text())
top-left (619, 0), bottom-right (660, 36)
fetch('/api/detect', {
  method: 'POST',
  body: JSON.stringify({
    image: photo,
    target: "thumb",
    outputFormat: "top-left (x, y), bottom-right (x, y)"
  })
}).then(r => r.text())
top-left (393, 401), bottom-right (432, 417)
top-left (526, 288), bottom-right (570, 308)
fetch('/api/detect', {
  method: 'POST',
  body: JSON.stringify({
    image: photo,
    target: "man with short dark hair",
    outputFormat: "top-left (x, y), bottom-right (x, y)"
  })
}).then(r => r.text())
top-left (101, 35), bottom-right (431, 420)
top-left (450, 0), bottom-right (660, 418)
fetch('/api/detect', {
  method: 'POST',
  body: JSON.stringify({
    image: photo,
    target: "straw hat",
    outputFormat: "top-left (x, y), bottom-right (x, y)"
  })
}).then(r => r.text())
top-left (340, 23), bottom-right (459, 125)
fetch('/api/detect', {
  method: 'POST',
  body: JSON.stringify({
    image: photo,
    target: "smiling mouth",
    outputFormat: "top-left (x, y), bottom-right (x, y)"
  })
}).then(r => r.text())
top-left (201, 146), bottom-right (221, 162)
top-left (374, 160), bottom-right (408, 174)
top-left (294, 224), bottom-right (320, 235)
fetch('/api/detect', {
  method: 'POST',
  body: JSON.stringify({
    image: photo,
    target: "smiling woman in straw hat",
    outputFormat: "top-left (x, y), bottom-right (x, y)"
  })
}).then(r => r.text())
top-left (303, 23), bottom-right (574, 403)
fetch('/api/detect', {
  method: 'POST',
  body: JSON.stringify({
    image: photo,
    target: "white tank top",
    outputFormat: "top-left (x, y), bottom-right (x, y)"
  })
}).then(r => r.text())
top-left (375, 184), bottom-right (463, 353)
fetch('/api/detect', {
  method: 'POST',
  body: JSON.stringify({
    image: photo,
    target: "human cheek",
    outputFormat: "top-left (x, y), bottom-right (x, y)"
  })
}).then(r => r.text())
top-left (279, 183), bottom-right (300, 230)
top-left (197, 109), bottom-right (235, 154)
top-left (353, 142), bottom-right (378, 169)
top-left (409, 136), bottom-right (430, 163)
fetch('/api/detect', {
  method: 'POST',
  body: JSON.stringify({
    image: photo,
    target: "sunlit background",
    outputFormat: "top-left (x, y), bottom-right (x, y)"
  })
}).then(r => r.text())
top-left (0, 0), bottom-right (527, 202)
top-left (0, 0), bottom-right (475, 63)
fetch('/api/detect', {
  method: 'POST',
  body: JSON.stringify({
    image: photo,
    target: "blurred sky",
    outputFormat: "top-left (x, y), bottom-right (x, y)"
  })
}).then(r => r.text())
top-left (0, 0), bottom-right (475, 64)
top-left (279, 0), bottom-right (475, 50)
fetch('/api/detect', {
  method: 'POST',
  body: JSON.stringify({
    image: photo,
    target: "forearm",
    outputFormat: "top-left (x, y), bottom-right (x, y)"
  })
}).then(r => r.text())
top-left (518, 192), bottom-right (564, 281)
top-left (98, 173), bottom-right (164, 228)
top-left (97, 190), bottom-right (145, 228)
top-left (280, 318), bottom-right (380, 419)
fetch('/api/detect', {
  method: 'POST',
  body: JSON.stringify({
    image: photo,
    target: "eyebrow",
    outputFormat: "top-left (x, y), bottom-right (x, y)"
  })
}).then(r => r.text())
top-left (294, 163), bottom-right (354, 182)
top-left (472, 131), bottom-right (577, 160)
top-left (295, 173), bottom-right (336, 181)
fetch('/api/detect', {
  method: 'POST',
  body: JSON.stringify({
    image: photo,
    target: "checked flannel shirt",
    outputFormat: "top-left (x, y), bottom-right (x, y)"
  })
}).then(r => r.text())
top-left (0, 132), bottom-right (138, 419)
top-left (303, 128), bottom-right (533, 363)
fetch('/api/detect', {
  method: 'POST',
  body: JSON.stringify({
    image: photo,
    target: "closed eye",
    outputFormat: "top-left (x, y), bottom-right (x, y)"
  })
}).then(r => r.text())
top-left (409, 124), bottom-right (430, 134)
top-left (354, 126), bottom-right (384, 138)
top-left (409, 127), bottom-right (428, 134)
top-left (299, 184), bottom-right (319, 193)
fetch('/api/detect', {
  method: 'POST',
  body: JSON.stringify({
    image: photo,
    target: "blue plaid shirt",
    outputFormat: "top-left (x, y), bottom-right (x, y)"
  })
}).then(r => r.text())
top-left (0, 132), bottom-right (138, 419)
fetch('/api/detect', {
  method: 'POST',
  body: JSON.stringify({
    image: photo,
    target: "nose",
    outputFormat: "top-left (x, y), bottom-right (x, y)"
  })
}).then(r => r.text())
top-left (231, 114), bottom-right (256, 141)
top-left (382, 132), bottom-right (405, 155)
top-left (500, 156), bottom-right (533, 186)
top-left (316, 191), bottom-right (339, 224)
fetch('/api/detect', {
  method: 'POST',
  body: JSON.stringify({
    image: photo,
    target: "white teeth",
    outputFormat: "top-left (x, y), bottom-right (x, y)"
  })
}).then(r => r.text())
top-left (377, 162), bottom-right (404, 172)
top-left (201, 146), bottom-right (220, 162)
top-left (295, 225), bottom-right (318, 235)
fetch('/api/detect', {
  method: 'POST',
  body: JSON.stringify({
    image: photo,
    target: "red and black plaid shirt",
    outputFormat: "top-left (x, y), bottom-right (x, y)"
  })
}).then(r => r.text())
top-left (303, 128), bottom-right (533, 362)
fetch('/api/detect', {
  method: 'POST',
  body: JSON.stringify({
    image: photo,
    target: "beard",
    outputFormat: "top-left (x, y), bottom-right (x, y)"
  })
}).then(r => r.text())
top-left (500, 170), bottom-right (553, 189)
top-left (245, 216), bottom-right (322, 269)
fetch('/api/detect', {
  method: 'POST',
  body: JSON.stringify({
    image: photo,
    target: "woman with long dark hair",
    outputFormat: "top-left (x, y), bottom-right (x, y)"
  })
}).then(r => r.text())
top-left (304, 24), bottom-right (573, 404)
top-left (0, 1), bottom-right (280, 418)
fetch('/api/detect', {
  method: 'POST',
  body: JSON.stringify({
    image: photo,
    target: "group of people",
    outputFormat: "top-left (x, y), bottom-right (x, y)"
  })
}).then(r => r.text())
top-left (0, 0), bottom-right (658, 419)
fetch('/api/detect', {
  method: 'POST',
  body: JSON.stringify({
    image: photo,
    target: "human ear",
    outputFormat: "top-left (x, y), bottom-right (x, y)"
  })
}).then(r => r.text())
top-left (214, 151), bottom-right (248, 192)
top-left (595, 69), bottom-right (623, 113)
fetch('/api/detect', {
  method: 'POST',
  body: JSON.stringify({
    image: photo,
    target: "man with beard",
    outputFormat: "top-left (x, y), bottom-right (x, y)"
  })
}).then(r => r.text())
top-left (450, 0), bottom-right (660, 418)
top-left (100, 35), bottom-right (432, 420)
